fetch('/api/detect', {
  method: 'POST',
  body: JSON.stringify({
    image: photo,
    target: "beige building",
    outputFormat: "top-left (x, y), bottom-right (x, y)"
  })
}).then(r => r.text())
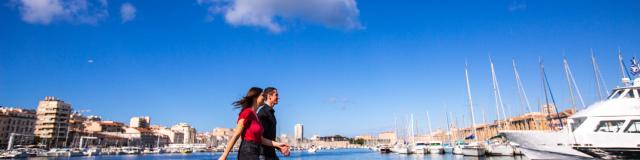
top-left (171, 123), bottom-right (196, 144)
top-left (151, 125), bottom-right (184, 144)
top-left (354, 135), bottom-right (374, 140)
top-left (377, 131), bottom-right (397, 144)
top-left (35, 96), bottom-right (72, 147)
top-left (0, 107), bottom-right (37, 148)
top-left (130, 116), bottom-right (150, 128)
top-left (294, 124), bottom-right (304, 141)
top-left (84, 121), bottom-right (125, 133)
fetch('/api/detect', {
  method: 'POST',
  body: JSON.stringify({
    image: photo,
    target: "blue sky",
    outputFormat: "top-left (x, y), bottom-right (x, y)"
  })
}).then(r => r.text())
top-left (1, 0), bottom-right (639, 137)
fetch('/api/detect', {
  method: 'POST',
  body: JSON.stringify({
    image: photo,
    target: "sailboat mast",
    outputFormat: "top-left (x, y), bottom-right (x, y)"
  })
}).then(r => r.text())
top-left (591, 50), bottom-right (605, 99)
top-left (565, 59), bottom-right (587, 108)
top-left (563, 57), bottom-right (578, 111)
top-left (490, 57), bottom-right (508, 129)
top-left (464, 61), bottom-right (478, 140)
top-left (446, 110), bottom-right (452, 144)
top-left (426, 111), bottom-right (433, 136)
top-left (513, 59), bottom-right (533, 114)
top-left (540, 58), bottom-right (553, 129)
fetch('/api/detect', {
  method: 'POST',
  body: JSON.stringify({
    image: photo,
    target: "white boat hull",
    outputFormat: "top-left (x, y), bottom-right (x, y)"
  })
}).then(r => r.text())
top-left (453, 146), bottom-right (463, 155)
top-left (501, 130), bottom-right (593, 159)
top-left (461, 147), bottom-right (485, 156)
top-left (487, 144), bottom-right (514, 156)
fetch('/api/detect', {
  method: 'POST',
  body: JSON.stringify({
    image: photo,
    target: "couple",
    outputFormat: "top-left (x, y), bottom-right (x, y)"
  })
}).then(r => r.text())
top-left (219, 87), bottom-right (290, 160)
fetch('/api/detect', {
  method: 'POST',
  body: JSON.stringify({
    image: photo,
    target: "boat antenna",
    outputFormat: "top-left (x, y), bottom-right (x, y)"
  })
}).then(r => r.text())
top-left (619, 48), bottom-right (632, 86)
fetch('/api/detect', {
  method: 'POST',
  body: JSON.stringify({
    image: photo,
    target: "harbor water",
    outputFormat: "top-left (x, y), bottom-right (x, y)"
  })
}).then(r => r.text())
top-left (15, 149), bottom-right (534, 160)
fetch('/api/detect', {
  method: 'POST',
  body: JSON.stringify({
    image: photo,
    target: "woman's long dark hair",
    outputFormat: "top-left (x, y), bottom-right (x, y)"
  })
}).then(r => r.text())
top-left (233, 87), bottom-right (263, 110)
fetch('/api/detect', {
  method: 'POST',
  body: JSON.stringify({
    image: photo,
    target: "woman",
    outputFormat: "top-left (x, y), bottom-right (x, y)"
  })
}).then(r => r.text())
top-left (219, 87), bottom-right (289, 160)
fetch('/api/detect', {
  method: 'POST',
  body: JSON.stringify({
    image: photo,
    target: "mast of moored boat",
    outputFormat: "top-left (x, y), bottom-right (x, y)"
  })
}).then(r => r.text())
top-left (591, 49), bottom-right (610, 99)
top-left (489, 57), bottom-right (508, 130)
top-left (563, 57), bottom-right (586, 109)
top-left (512, 59), bottom-right (533, 129)
top-left (464, 61), bottom-right (478, 141)
top-left (540, 58), bottom-right (564, 130)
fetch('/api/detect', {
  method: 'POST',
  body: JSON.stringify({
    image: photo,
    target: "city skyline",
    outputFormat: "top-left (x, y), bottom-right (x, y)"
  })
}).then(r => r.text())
top-left (2, 0), bottom-right (640, 137)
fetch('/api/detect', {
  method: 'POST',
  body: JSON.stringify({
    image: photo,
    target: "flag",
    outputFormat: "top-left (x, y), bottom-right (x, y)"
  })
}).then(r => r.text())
top-left (465, 134), bottom-right (475, 140)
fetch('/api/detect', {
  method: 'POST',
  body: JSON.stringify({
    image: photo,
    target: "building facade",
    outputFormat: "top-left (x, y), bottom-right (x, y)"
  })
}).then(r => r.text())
top-left (171, 123), bottom-right (196, 144)
top-left (129, 116), bottom-right (150, 128)
top-left (152, 126), bottom-right (184, 144)
top-left (0, 107), bottom-right (37, 148)
top-left (294, 124), bottom-right (304, 141)
top-left (34, 96), bottom-right (72, 147)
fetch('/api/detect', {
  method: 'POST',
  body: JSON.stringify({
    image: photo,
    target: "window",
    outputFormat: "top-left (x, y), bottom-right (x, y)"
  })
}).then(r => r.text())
top-left (624, 120), bottom-right (640, 133)
top-left (571, 117), bottom-right (587, 132)
top-left (594, 120), bottom-right (625, 132)
top-left (607, 90), bottom-right (622, 99)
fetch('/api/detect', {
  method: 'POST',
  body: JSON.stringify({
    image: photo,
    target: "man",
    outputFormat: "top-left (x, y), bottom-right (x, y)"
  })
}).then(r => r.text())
top-left (257, 87), bottom-right (288, 159)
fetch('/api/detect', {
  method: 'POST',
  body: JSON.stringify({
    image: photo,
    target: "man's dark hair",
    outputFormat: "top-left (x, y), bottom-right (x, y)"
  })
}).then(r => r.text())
top-left (263, 87), bottom-right (277, 99)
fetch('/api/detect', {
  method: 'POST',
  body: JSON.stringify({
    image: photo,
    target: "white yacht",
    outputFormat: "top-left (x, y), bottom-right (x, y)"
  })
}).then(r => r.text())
top-left (501, 78), bottom-right (640, 159)
top-left (121, 146), bottom-right (141, 154)
top-left (413, 142), bottom-right (427, 154)
top-left (461, 142), bottom-right (486, 156)
top-left (486, 137), bottom-right (515, 156)
top-left (426, 141), bottom-right (444, 154)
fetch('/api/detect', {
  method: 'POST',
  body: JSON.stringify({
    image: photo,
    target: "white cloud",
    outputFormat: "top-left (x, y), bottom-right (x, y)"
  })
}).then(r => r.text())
top-left (120, 2), bottom-right (136, 23)
top-left (508, 1), bottom-right (527, 12)
top-left (13, 0), bottom-right (109, 25)
top-left (198, 0), bottom-right (362, 32)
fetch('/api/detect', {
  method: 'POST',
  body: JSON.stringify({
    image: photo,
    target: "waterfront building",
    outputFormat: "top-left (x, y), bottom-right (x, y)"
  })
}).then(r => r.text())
top-left (171, 123), bottom-right (196, 144)
top-left (354, 135), bottom-right (374, 140)
top-left (0, 107), bottom-right (36, 148)
top-left (130, 116), bottom-right (150, 128)
top-left (210, 128), bottom-right (235, 147)
top-left (83, 120), bottom-right (128, 147)
top-left (318, 135), bottom-right (348, 142)
top-left (67, 112), bottom-right (88, 147)
top-left (309, 134), bottom-right (320, 141)
top-left (152, 125), bottom-right (184, 144)
top-left (377, 131), bottom-right (396, 144)
top-left (34, 96), bottom-right (72, 147)
top-left (84, 121), bottom-right (125, 133)
top-left (294, 124), bottom-right (304, 141)
top-left (278, 134), bottom-right (290, 144)
top-left (123, 127), bottom-right (161, 147)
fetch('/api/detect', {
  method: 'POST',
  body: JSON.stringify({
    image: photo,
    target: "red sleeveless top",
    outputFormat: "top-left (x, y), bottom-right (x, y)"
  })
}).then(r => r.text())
top-left (238, 108), bottom-right (263, 144)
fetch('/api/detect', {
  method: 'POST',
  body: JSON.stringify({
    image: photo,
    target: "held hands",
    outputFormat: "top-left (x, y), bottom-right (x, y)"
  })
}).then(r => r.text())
top-left (276, 143), bottom-right (291, 156)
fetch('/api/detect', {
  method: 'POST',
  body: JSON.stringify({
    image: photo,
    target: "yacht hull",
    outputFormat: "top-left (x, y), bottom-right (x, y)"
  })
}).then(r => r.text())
top-left (501, 130), bottom-right (593, 159)
top-left (461, 147), bottom-right (485, 156)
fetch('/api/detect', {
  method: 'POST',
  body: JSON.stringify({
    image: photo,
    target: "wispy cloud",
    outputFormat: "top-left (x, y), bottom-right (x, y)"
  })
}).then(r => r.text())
top-left (197, 0), bottom-right (362, 33)
top-left (508, 1), bottom-right (527, 12)
top-left (324, 96), bottom-right (354, 110)
top-left (120, 2), bottom-right (136, 23)
top-left (11, 0), bottom-right (109, 25)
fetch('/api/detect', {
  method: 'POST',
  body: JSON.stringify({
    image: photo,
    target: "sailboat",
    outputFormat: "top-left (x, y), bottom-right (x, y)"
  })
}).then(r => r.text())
top-left (501, 54), bottom-right (640, 159)
top-left (486, 57), bottom-right (515, 156)
top-left (461, 61), bottom-right (487, 156)
top-left (443, 111), bottom-right (454, 153)
top-left (392, 115), bottom-right (415, 154)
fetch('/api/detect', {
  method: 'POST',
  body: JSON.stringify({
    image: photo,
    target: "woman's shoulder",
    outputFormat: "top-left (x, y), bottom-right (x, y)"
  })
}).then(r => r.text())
top-left (239, 107), bottom-right (255, 117)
